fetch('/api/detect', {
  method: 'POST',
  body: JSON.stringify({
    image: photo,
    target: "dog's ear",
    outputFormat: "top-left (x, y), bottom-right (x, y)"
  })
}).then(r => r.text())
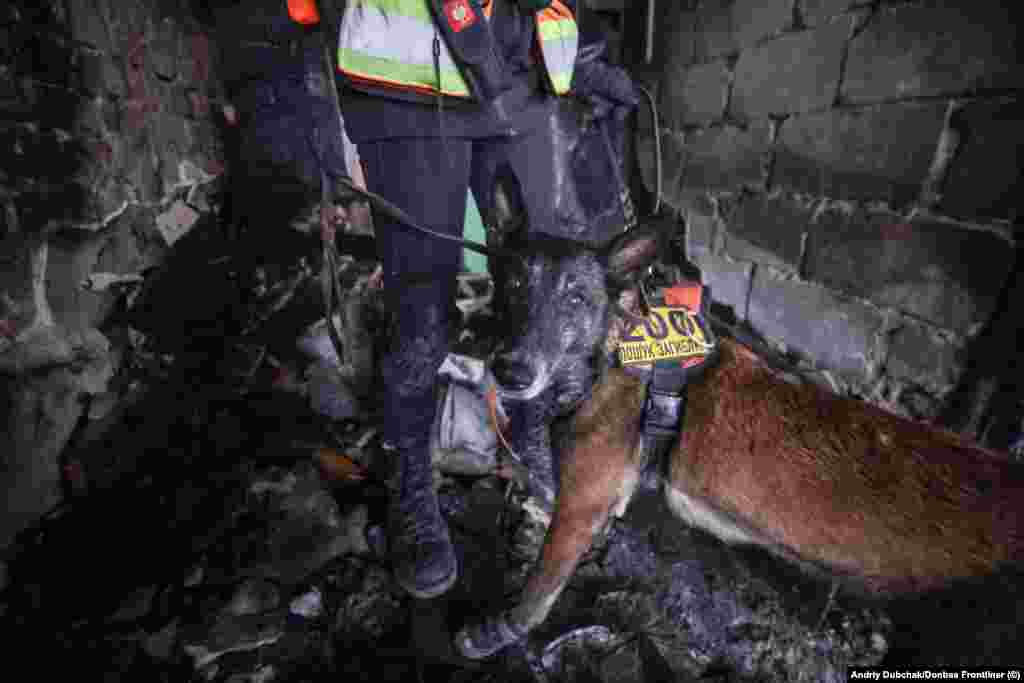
top-left (605, 288), bottom-right (646, 359)
top-left (603, 225), bottom-right (662, 286)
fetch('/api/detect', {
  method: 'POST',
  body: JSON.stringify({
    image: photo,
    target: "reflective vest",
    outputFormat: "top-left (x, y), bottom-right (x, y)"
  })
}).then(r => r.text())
top-left (337, 0), bottom-right (578, 100)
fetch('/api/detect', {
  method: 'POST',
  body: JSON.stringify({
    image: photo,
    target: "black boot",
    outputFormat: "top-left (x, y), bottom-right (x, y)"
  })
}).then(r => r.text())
top-left (387, 443), bottom-right (457, 599)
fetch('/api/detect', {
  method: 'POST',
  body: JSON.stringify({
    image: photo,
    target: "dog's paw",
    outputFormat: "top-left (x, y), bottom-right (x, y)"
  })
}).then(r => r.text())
top-left (454, 614), bottom-right (528, 660)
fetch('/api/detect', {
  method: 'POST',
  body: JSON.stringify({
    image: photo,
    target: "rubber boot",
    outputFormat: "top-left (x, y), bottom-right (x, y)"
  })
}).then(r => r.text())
top-left (387, 442), bottom-right (458, 599)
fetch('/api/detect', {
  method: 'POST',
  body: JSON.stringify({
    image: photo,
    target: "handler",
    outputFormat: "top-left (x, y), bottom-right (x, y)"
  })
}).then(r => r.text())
top-left (336, 0), bottom-right (640, 601)
top-left (213, 0), bottom-right (640, 602)
top-left (210, 0), bottom-right (354, 245)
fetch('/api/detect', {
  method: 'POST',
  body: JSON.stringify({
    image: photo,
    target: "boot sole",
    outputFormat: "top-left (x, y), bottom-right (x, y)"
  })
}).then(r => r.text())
top-left (399, 562), bottom-right (458, 599)
top-left (454, 615), bottom-right (528, 660)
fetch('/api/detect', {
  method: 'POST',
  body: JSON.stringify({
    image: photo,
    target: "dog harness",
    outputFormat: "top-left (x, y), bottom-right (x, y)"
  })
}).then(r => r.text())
top-left (611, 281), bottom-right (720, 459)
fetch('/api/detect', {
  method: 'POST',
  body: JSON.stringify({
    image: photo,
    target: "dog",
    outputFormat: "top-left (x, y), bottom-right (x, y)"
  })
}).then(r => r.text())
top-left (454, 224), bottom-right (1024, 660)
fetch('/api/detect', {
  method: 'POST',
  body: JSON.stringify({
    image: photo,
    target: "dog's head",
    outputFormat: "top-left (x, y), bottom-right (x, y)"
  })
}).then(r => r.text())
top-left (490, 226), bottom-right (662, 407)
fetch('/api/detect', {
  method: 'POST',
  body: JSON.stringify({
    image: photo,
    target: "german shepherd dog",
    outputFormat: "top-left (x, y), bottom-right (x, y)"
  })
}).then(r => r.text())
top-left (454, 225), bottom-right (1024, 660)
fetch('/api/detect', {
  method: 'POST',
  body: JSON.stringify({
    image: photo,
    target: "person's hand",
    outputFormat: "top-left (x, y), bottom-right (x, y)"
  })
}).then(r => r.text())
top-left (596, 65), bottom-right (640, 108)
top-left (573, 62), bottom-right (640, 121)
top-left (591, 66), bottom-right (639, 120)
top-left (319, 204), bottom-right (349, 243)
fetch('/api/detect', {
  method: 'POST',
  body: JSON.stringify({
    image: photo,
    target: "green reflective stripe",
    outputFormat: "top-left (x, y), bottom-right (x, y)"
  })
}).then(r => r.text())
top-left (537, 18), bottom-right (578, 43)
top-left (547, 69), bottom-right (573, 95)
top-left (340, 8), bottom-right (459, 69)
top-left (338, 1), bottom-right (472, 97)
top-left (339, 49), bottom-right (471, 96)
top-left (340, 0), bottom-right (580, 99)
top-left (537, 20), bottom-right (577, 94)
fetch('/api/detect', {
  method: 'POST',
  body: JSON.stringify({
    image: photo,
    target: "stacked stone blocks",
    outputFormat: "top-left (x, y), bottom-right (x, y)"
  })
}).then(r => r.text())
top-left (636, 0), bottom-right (1020, 419)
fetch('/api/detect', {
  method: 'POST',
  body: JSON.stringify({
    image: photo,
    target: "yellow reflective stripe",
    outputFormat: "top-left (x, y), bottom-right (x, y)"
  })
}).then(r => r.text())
top-left (535, 9), bottom-right (578, 95)
top-left (338, 49), bottom-right (472, 97)
top-left (338, 1), bottom-right (473, 98)
top-left (340, 0), bottom-right (579, 98)
top-left (341, 10), bottom-right (455, 68)
top-left (547, 70), bottom-right (573, 95)
top-left (537, 18), bottom-right (578, 42)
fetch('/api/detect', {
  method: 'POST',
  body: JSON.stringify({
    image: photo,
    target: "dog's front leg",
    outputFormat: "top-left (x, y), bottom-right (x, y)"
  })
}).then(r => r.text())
top-left (455, 419), bottom-right (635, 660)
top-left (507, 393), bottom-right (561, 511)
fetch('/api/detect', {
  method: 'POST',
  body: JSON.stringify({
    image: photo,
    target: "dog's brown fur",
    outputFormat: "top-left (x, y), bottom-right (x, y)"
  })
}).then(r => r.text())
top-left (674, 338), bottom-right (1023, 594)
top-left (455, 230), bottom-right (1024, 660)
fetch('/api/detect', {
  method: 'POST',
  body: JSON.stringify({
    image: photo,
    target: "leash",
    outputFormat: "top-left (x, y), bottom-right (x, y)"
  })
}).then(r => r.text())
top-left (319, 186), bottom-right (348, 372)
top-left (317, 13), bottom-right (351, 369)
top-left (316, 4), bottom-right (500, 261)
top-left (637, 84), bottom-right (662, 215)
top-left (593, 82), bottom-right (662, 235)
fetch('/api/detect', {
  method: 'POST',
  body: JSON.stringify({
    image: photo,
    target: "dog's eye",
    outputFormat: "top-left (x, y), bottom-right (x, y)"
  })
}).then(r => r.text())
top-left (567, 291), bottom-right (587, 307)
top-left (507, 276), bottom-right (524, 291)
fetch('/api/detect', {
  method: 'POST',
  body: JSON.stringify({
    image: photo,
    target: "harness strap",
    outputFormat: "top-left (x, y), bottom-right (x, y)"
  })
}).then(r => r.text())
top-left (627, 283), bottom-right (720, 462)
top-left (643, 361), bottom-right (690, 440)
top-left (427, 0), bottom-right (507, 102)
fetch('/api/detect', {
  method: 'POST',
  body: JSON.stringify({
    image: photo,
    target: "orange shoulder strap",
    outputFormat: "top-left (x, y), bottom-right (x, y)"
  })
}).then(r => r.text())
top-left (288, 0), bottom-right (321, 25)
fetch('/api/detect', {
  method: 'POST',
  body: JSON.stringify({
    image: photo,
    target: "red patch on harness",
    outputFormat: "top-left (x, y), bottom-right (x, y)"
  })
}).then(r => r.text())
top-left (664, 281), bottom-right (703, 313)
top-left (664, 281), bottom-right (706, 369)
top-left (444, 0), bottom-right (477, 32)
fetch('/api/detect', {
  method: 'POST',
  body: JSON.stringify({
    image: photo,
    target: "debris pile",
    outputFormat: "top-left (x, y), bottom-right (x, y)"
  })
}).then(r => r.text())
top-left (3, 215), bottom-right (1014, 681)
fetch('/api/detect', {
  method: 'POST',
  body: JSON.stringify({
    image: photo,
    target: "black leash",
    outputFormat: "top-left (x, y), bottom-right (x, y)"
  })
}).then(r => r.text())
top-left (337, 176), bottom-right (501, 261)
top-left (316, 2), bottom-right (500, 262)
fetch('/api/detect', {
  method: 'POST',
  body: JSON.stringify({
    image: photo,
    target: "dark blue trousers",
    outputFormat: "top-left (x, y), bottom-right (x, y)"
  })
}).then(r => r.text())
top-left (358, 125), bottom-right (560, 451)
top-left (233, 72), bottom-right (349, 237)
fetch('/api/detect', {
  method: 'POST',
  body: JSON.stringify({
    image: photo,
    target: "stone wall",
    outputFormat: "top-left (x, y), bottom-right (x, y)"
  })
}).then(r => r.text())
top-left (633, 0), bottom-right (1021, 421)
top-left (0, 0), bottom-right (226, 549)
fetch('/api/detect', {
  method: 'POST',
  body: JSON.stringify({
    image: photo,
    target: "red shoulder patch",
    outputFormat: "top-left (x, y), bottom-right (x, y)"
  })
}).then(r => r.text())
top-left (444, 0), bottom-right (477, 32)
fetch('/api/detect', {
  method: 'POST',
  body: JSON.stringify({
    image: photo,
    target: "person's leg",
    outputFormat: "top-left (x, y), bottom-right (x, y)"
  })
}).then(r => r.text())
top-left (468, 123), bottom-right (570, 515)
top-left (359, 137), bottom-right (471, 599)
top-left (470, 132), bottom-right (554, 241)
top-left (236, 100), bottom-right (321, 234)
top-left (471, 100), bottom-right (596, 243)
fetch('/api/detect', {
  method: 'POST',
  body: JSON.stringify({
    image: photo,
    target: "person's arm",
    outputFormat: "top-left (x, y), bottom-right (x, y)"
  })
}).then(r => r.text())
top-left (311, 0), bottom-right (356, 242)
top-left (565, 0), bottom-right (639, 120)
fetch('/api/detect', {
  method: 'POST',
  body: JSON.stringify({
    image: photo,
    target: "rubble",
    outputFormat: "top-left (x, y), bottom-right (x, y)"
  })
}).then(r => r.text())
top-left (1, 324), bottom-right (115, 547)
top-left (432, 354), bottom-right (508, 478)
top-left (225, 579), bottom-right (282, 618)
top-left (306, 360), bottom-right (360, 421)
top-left (289, 587), bottom-right (324, 619)
top-left (1, 198), bottom-right (1016, 683)
top-left (155, 200), bottom-right (202, 247)
top-left (183, 611), bottom-right (287, 669)
top-left (227, 462), bottom-right (372, 584)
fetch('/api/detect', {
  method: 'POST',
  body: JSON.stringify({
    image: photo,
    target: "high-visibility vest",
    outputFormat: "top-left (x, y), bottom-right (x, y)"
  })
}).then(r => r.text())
top-left (337, 0), bottom-right (578, 100)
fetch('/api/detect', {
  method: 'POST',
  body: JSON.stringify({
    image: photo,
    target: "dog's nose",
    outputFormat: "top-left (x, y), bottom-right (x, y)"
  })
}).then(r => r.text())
top-left (492, 355), bottom-right (536, 392)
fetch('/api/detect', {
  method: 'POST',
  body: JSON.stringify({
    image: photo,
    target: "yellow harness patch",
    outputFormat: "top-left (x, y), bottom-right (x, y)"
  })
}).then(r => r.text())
top-left (617, 306), bottom-right (716, 366)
